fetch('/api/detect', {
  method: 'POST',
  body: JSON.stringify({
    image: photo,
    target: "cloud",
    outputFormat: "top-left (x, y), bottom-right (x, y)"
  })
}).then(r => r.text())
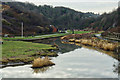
top-left (15, 0), bottom-right (119, 2)
top-left (0, 0), bottom-right (15, 2)
top-left (1, 0), bottom-right (118, 14)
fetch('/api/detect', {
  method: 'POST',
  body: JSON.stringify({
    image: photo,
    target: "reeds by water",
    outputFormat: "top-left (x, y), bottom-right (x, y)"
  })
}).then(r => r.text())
top-left (75, 39), bottom-right (118, 51)
top-left (61, 34), bottom-right (119, 51)
top-left (32, 57), bottom-right (55, 68)
top-left (69, 39), bottom-right (75, 42)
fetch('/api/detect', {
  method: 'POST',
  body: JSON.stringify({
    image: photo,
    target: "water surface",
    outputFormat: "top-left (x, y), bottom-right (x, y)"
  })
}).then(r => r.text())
top-left (1, 38), bottom-right (119, 78)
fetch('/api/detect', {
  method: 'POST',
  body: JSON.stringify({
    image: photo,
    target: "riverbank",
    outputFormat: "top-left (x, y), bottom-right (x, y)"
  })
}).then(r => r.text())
top-left (1, 33), bottom-right (69, 66)
top-left (1, 46), bottom-right (118, 78)
top-left (61, 33), bottom-right (119, 52)
top-left (1, 31), bottom-right (97, 67)
top-left (3, 33), bottom-right (69, 41)
top-left (1, 32), bottom-right (119, 78)
top-left (1, 41), bottom-right (58, 67)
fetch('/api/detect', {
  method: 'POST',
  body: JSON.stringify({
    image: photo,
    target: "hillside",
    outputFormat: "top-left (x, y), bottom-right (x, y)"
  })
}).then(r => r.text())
top-left (2, 2), bottom-right (52, 36)
top-left (100, 7), bottom-right (120, 37)
top-left (5, 2), bottom-right (99, 29)
top-left (108, 7), bottom-right (120, 33)
top-left (88, 7), bottom-right (119, 32)
top-left (2, 2), bottom-right (119, 36)
top-left (2, 2), bottom-right (99, 36)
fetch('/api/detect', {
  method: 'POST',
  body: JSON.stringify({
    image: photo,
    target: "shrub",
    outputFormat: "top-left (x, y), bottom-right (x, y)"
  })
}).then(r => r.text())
top-left (32, 57), bottom-right (55, 68)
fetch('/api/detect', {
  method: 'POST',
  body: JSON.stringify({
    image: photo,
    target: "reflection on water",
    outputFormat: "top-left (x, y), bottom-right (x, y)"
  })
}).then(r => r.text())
top-left (32, 66), bottom-right (52, 73)
top-left (54, 39), bottom-right (81, 53)
top-left (114, 62), bottom-right (120, 74)
top-left (61, 41), bottom-right (119, 61)
top-left (1, 47), bottom-right (118, 78)
top-left (1, 38), bottom-right (119, 78)
top-left (34, 38), bottom-right (81, 53)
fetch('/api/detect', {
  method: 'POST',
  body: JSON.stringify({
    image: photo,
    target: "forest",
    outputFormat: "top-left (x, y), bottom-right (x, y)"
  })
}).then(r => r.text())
top-left (2, 2), bottom-right (120, 36)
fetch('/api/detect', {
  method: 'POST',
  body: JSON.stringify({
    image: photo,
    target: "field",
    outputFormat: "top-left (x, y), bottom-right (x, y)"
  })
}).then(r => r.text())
top-left (2, 33), bottom-right (69, 64)
top-left (2, 31), bottom-right (93, 58)
top-left (3, 33), bottom-right (69, 40)
top-left (3, 31), bottom-right (94, 40)
top-left (67, 30), bottom-right (91, 34)
top-left (1, 31), bottom-right (93, 64)
top-left (2, 41), bottom-right (57, 58)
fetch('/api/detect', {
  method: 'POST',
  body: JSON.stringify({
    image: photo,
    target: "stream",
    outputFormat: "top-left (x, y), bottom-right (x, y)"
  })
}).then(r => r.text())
top-left (0, 37), bottom-right (119, 78)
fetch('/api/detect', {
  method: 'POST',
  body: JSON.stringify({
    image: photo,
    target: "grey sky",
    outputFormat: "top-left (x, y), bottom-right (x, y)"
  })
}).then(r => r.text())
top-left (13, 0), bottom-right (119, 14)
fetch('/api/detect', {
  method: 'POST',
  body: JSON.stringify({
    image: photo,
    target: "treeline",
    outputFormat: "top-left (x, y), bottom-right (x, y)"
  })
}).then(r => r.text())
top-left (89, 8), bottom-right (119, 31)
top-left (2, 2), bottom-right (119, 36)
top-left (2, 2), bottom-right (57, 36)
top-left (2, 2), bottom-right (99, 35)
top-left (100, 7), bottom-right (120, 36)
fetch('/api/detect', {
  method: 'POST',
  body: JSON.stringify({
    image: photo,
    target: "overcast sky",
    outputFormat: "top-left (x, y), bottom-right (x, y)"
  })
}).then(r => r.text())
top-left (5, 0), bottom-right (119, 14)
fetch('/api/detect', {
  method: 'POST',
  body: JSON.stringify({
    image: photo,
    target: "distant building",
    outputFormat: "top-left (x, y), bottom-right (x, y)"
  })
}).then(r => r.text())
top-left (49, 25), bottom-right (57, 33)
top-left (4, 34), bottom-right (9, 37)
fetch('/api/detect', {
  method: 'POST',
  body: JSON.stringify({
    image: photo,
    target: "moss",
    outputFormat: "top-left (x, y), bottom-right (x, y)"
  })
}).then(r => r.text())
top-left (47, 52), bottom-right (58, 57)
top-left (40, 52), bottom-right (58, 57)
top-left (1, 59), bottom-right (9, 64)
top-left (1, 57), bottom-right (35, 65)
top-left (20, 57), bottom-right (34, 63)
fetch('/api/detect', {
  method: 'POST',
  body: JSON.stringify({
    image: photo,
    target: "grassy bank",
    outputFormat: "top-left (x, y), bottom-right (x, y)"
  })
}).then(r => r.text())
top-left (2, 41), bottom-right (58, 65)
top-left (3, 31), bottom-right (92, 40)
top-left (67, 30), bottom-right (91, 34)
top-left (1, 31), bottom-right (95, 66)
top-left (2, 33), bottom-right (68, 66)
top-left (3, 33), bottom-right (68, 40)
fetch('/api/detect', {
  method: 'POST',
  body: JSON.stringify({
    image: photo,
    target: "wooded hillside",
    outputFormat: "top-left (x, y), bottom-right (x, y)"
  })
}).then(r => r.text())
top-left (2, 2), bottom-right (119, 36)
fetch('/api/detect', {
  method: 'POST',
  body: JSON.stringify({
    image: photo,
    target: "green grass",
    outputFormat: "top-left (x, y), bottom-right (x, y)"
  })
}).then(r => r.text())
top-left (2, 31), bottom-right (91, 40)
top-left (67, 30), bottom-right (91, 34)
top-left (2, 41), bottom-right (56, 58)
top-left (3, 33), bottom-right (69, 40)
top-left (74, 31), bottom-right (91, 34)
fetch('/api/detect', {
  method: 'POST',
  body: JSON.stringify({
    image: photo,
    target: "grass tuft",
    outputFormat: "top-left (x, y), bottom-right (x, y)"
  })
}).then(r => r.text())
top-left (32, 57), bottom-right (55, 68)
